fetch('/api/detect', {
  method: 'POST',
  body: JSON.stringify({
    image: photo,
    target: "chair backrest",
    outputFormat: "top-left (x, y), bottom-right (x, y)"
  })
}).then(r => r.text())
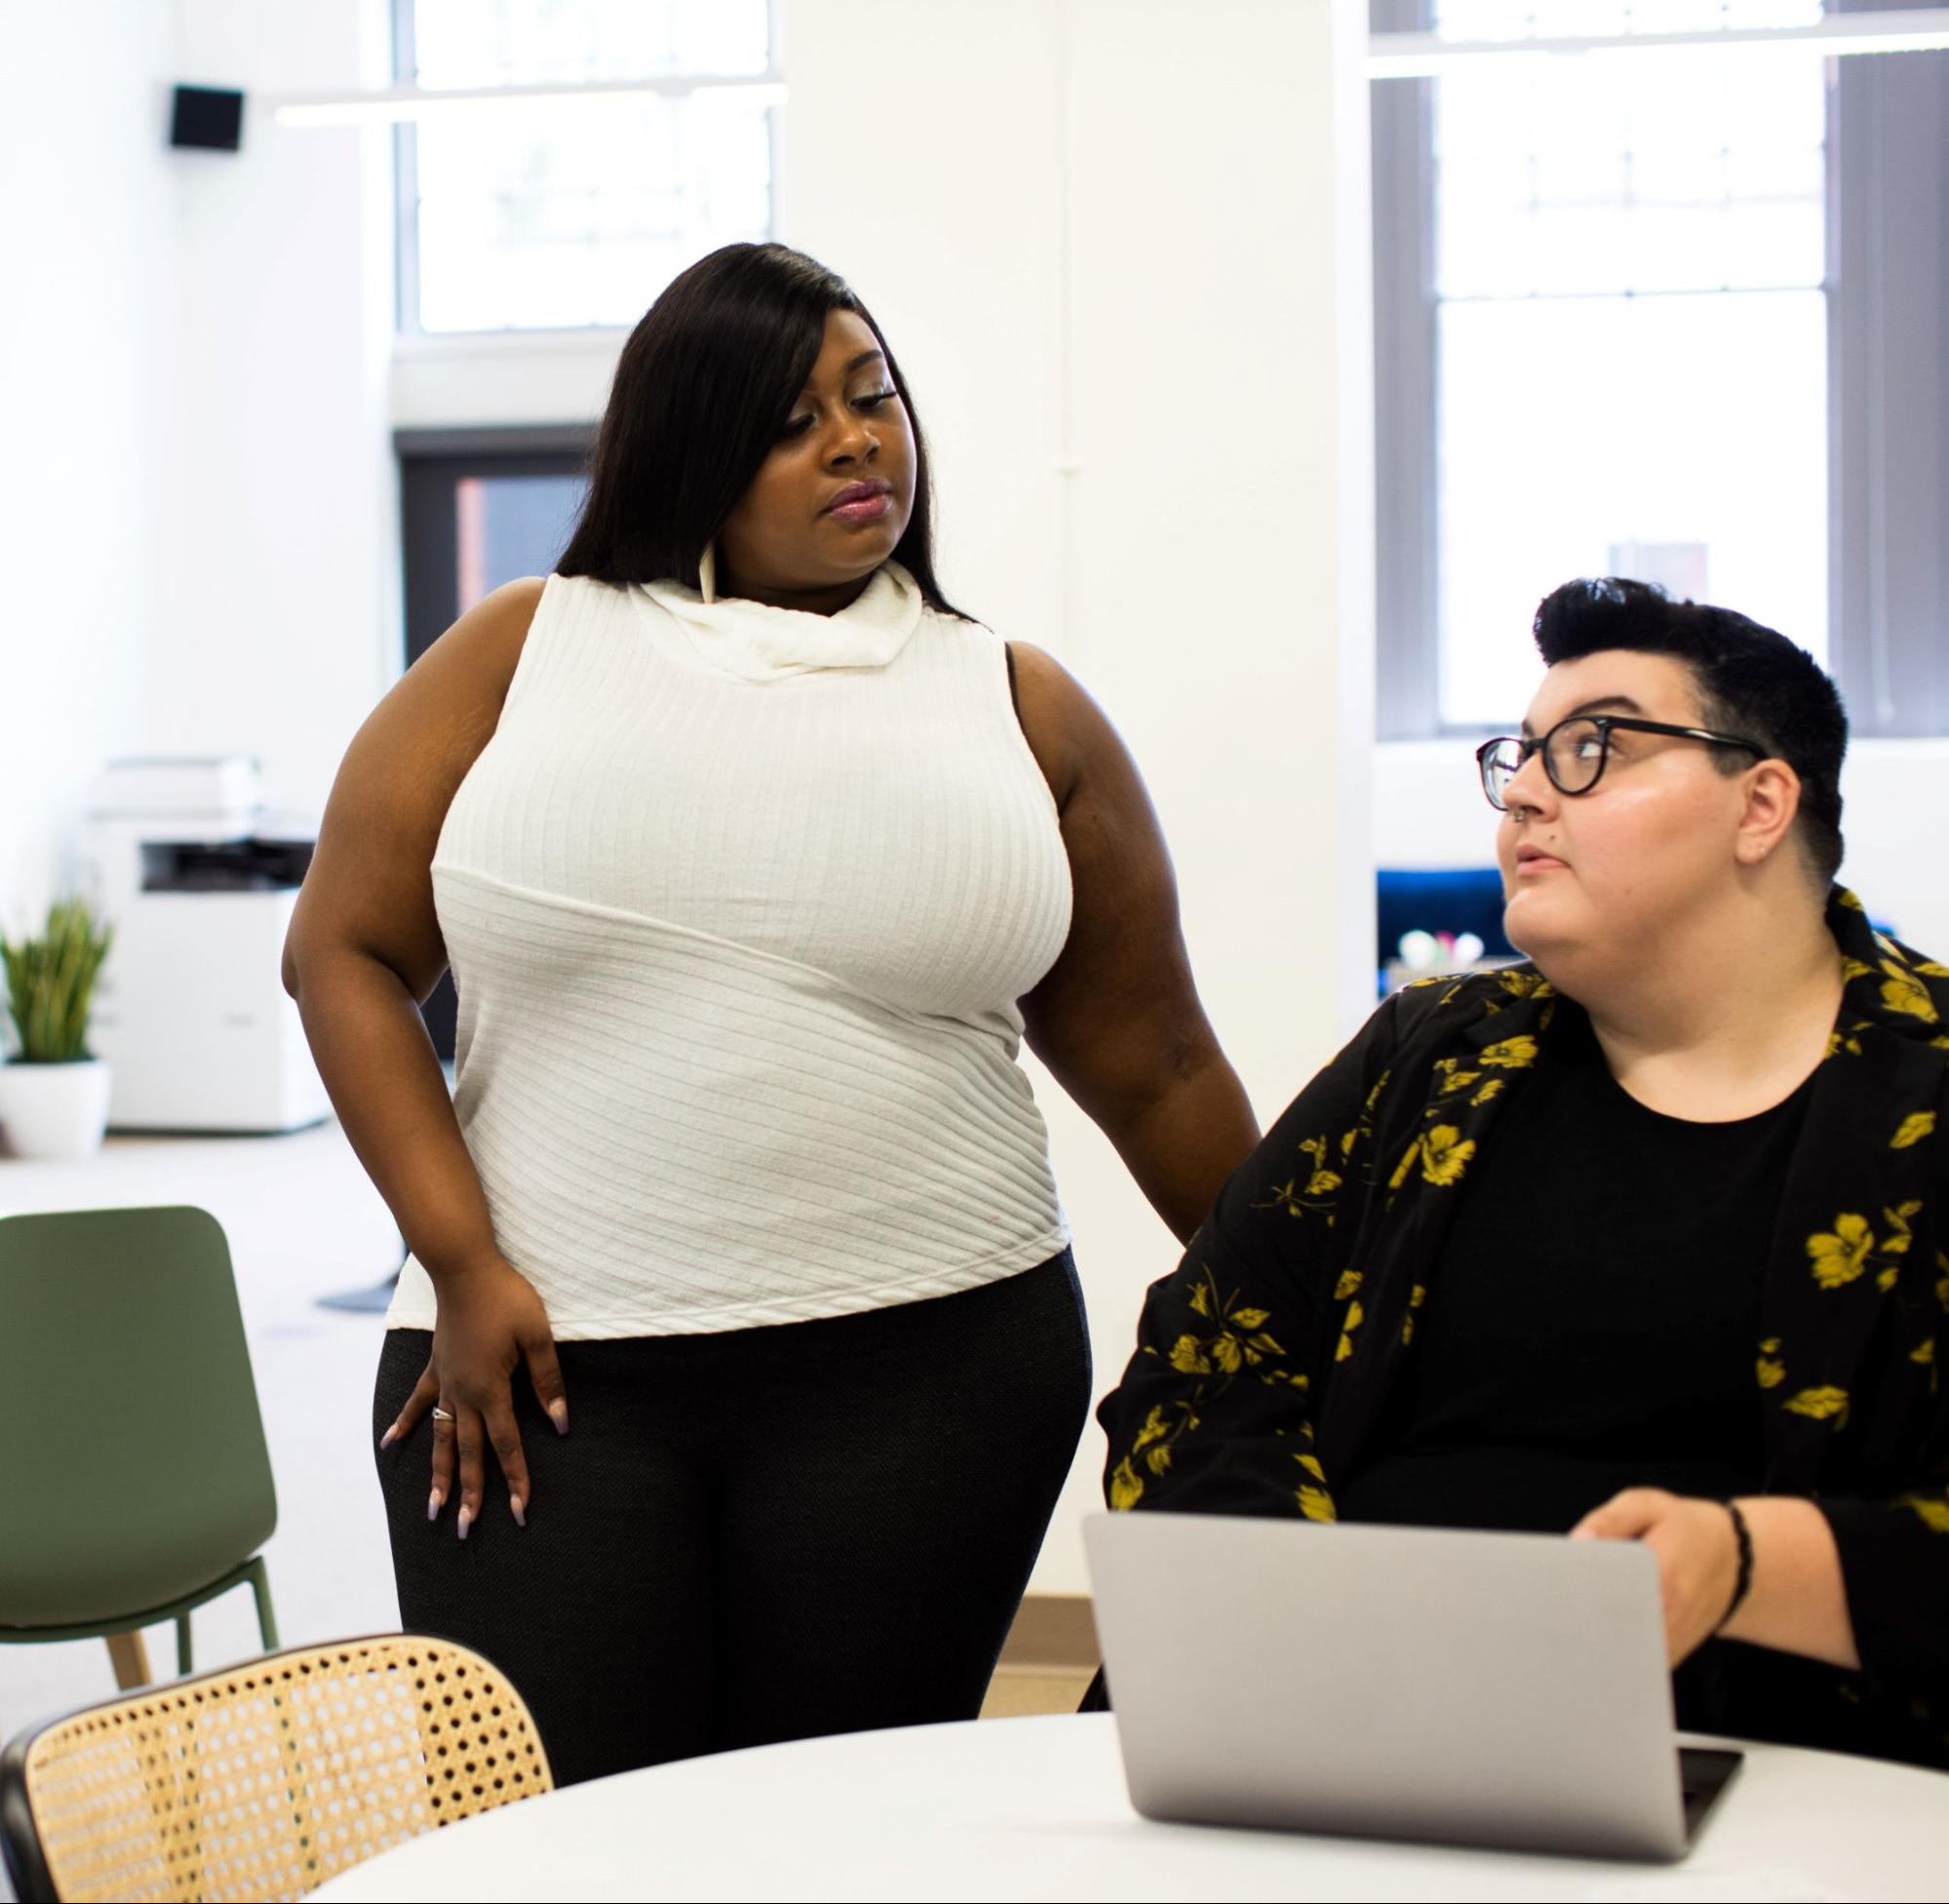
top-left (0, 1207), bottom-right (276, 1628)
top-left (0, 1634), bottom-right (556, 1903)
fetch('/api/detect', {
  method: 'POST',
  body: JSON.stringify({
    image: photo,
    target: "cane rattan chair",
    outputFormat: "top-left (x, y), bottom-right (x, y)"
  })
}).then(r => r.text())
top-left (0, 1634), bottom-right (554, 1903)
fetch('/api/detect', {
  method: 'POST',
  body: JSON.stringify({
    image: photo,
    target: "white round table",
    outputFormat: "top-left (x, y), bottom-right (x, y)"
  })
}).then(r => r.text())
top-left (311, 1713), bottom-right (1949, 1903)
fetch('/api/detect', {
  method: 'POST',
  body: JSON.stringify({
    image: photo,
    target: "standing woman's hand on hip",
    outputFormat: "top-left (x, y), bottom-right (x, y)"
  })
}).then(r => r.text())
top-left (379, 1257), bottom-right (568, 1537)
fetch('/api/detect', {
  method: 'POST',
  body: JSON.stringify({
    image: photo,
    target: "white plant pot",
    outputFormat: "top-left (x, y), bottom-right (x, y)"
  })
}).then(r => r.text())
top-left (0, 1058), bottom-right (113, 1160)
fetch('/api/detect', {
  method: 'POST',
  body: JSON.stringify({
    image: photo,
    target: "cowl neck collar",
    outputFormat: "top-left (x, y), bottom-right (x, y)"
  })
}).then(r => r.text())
top-left (642, 552), bottom-right (924, 683)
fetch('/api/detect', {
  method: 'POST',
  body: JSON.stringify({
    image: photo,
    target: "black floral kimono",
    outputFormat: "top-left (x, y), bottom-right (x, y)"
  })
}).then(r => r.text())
top-left (1099, 889), bottom-right (1949, 1768)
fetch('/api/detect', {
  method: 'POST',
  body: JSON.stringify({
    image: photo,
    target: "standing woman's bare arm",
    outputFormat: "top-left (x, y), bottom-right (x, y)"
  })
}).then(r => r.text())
top-left (283, 577), bottom-right (565, 1536)
top-left (1010, 643), bottom-right (1261, 1243)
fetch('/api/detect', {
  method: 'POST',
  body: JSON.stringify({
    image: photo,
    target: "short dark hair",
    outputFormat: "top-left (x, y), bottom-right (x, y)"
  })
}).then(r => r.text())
top-left (557, 243), bottom-right (963, 615)
top-left (1532, 577), bottom-right (1848, 883)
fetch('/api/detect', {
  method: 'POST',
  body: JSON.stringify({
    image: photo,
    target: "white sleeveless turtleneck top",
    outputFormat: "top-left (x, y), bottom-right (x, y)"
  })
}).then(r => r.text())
top-left (385, 561), bottom-right (1075, 1340)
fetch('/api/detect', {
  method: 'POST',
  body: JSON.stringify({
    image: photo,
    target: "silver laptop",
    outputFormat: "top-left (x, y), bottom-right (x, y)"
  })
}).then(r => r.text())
top-left (1084, 1512), bottom-right (1741, 1862)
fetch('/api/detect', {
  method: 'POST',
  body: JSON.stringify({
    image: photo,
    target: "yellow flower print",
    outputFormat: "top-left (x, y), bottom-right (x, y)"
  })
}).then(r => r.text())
top-left (1297, 1453), bottom-right (1327, 1482)
top-left (1441, 1069), bottom-right (1483, 1096)
top-left (1920, 959), bottom-right (1949, 979)
top-left (1470, 1079), bottom-right (1505, 1107)
top-left (1212, 1334), bottom-right (1242, 1374)
top-left (1841, 956), bottom-right (1876, 985)
top-left (1757, 1337), bottom-right (1785, 1389)
top-left (1169, 1335), bottom-right (1212, 1375)
top-left (1133, 1406), bottom-right (1168, 1451)
top-left (1892, 1110), bottom-right (1937, 1149)
top-left (1478, 1035), bottom-right (1540, 1069)
top-left (1881, 960), bottom-right (1938, 1023)
top-left (1498, 969), bottom-right (1554, 999)
top-left (1783, 1385), bottom-right (1851, 1422)
top-left (1110, 1457), bottom-right (1145, 1511)
top-left (1836, 888), bottom-right (1866, 912)
top-left (1900, 1496), bottom-right (1949, 1534)
top-left (1188, 1281), bottom-right (1211, 1317)
top-left (1145, 1443), bottom-right (1173, 1476)
top-left (1808, 1214), bottom-right (1875, 1289)
top-left (1256, 1137), bottom-right (1342, 1218)
top-left (1335, 1270), bottom-right (1364, 1302)
top-left (1879, 1202), bottom-right (1923, 1290)
top-left (1335, 1301), bottom-right (1365, 1362)
top-left (1298, 1136), bottom-right (1343, 1199)
top-left (1911, 1339), bottom-right (1935, 1366)
top-left (1421, 1124), bottom-right (1477, 1186)
top-left (1388, 1137), bottom-right (1423, 1191)
top-left (1828, 1029), bottom-right (1865, 1059)
top-left (1297, 1484), bottom-right (1337, 1523)
top-left (1401, 1284), bottom-right (1428, 1346)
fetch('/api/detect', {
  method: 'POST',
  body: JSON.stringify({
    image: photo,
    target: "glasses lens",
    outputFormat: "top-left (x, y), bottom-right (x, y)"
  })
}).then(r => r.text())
top-left (1545, 719), bottom-right (1608, 794)
top-left (1479, 740), bottom-right (1522, 809)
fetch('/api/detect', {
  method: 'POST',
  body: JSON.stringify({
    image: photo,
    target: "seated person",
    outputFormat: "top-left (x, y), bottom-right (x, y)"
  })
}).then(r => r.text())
top-left (1097, 577), bottom-right (1949, 1769)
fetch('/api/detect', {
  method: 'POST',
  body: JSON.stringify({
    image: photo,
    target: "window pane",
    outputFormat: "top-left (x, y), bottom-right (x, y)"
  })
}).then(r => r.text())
top-left (1435, 52), bottom-right (1824, 296)
top-left (1420, 1), bottom-right (1829, 729)
top-left (455, 473), bottom-right (589, 614)
top-left (1435, 290), bottom-right (1827, 727)
top-left (412, 0), bottom-right (768, 88)
top-left (405, 0), bottom-right (773, 334)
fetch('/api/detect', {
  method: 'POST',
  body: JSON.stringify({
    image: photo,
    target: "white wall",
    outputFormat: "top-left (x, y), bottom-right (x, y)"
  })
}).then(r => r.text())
top-left (1374, 739), bottom-right (1949, 958)
top-left (0, 0), bottom-right (399, 930)
top-left (784, 0), bottom-right (1377, 1594)
top-left (0, 0), bottom-right (180, 925)
top-left (151, 0), bottom-right (399, 826)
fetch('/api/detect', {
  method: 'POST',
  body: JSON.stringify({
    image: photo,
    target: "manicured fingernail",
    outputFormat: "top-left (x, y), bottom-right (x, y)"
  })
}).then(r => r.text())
top-left (379, 1424), bottom-right (398, 1450)
top-left (548, 1401), bottom-right (568, 1436)
top-left (457, 1506), bottom-right (472, 1541)
top-left (511, 1497), bottom-right (526, 1528)
top-left (427, 1490), bottom-right (442, 1521)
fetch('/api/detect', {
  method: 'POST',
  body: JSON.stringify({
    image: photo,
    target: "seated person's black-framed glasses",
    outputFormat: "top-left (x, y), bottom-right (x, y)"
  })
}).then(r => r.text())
top-left (1476, 716), bottom-right (1767, 811)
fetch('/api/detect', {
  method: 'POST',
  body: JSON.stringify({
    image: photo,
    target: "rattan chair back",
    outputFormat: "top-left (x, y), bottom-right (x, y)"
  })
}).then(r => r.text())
top-left (0, 1634), bottom-right (553, 1903)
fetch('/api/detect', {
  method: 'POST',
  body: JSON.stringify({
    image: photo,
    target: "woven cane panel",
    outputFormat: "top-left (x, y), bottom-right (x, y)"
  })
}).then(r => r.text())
top-left (22, 1636), bottom-right (552, 1903)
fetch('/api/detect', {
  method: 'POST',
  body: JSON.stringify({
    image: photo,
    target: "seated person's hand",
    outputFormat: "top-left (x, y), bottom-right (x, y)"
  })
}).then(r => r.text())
top-left (1571, 1488), bottom-right (1741, 1666)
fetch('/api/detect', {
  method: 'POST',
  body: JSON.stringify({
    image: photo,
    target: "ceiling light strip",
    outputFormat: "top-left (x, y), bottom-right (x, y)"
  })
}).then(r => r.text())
top-left (1369, 8), bottom-right (1949, 78)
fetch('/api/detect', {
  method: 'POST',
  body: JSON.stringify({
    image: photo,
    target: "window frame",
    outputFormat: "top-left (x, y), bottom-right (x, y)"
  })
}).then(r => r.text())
top-left (390, 0), bottom-right (784, 339)
top-left (1371, 0), bottom-right (1949, 740)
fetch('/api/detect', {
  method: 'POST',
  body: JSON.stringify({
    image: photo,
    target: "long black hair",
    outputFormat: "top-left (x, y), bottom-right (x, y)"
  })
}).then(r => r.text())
top-left (557, 243), bottom-right (963, 615)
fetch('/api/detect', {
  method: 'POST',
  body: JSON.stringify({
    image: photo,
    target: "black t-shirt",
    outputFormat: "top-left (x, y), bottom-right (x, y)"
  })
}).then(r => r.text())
top-left (1340, 1004), bottom-right (1812, 1535)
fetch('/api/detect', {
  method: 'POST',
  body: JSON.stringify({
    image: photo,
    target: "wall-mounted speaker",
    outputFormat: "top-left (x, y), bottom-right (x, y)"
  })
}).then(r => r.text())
top-left (171, 85), bottom-right (245, 152)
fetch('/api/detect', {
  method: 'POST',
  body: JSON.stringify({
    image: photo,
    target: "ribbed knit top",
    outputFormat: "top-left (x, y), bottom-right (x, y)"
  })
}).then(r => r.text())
top-left (385, 563), bottom-right (1075, 1340)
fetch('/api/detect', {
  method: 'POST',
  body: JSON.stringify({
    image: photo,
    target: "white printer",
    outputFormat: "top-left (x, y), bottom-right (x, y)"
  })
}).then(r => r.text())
top-left (79, 758), bottom-right (331, 1134)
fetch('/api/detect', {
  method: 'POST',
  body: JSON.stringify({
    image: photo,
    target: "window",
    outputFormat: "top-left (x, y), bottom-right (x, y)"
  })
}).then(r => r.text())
top-left (395, 0), bottom-right (778, 334)
top-left (1373, 1), bottom-right (1949, 738)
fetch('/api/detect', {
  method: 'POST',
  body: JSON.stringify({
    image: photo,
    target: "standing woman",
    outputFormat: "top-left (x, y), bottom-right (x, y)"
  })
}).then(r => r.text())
top-left (284, 243), bottom-right (1258, 1785)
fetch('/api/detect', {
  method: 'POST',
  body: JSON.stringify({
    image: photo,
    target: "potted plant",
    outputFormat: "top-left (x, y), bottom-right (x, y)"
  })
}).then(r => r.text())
top-left (0, 898), bottom-right (116, 1159)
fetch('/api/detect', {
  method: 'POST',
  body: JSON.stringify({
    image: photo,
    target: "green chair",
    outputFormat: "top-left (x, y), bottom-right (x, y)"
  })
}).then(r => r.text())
top-left (0, 1207), bottom-right (278, 1690)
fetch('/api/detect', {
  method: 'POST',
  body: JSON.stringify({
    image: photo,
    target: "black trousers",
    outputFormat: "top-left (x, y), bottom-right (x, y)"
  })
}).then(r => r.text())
top-left (372, 1252), bottom-right (1090, 1786)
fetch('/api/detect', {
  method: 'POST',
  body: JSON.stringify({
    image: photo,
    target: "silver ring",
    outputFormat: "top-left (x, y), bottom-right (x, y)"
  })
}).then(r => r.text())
top-left (431, 1407), bottom-right (454, 1422)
